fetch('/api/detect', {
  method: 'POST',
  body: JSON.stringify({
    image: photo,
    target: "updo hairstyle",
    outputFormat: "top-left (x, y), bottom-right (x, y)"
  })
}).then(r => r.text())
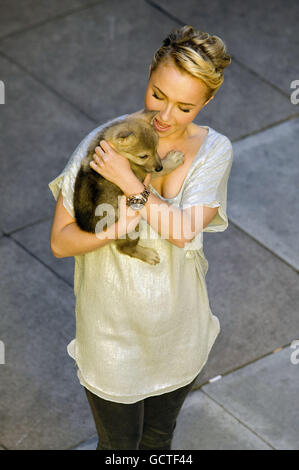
top-left (150, 25), bottom-right (231, 101)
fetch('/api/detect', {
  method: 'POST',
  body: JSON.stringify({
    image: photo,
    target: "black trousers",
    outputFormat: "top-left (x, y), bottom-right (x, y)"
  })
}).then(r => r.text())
top-left (84, 375), bottom-right (198, 450)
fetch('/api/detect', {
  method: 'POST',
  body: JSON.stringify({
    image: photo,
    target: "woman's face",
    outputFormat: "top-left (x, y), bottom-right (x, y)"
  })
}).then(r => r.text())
top-left (144, 58), bottom-right (213, 141)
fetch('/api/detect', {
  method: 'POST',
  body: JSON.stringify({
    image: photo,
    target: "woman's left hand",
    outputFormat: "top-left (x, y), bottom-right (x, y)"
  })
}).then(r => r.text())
top-left (90, 140), bottom-right (134, 186)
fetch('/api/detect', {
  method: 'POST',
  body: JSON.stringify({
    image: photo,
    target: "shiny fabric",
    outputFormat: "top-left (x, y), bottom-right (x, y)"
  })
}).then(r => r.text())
top-left (48, 113), bottom-right (233, 404)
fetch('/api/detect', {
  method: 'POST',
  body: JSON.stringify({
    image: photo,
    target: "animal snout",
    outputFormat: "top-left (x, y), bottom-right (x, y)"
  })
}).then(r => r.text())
top-left (155, 165), bottom-right (163, 172)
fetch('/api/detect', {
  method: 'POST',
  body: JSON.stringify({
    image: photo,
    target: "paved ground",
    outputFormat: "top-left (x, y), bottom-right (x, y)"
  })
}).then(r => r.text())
top-left (0, 0), bottom-right (298, 450)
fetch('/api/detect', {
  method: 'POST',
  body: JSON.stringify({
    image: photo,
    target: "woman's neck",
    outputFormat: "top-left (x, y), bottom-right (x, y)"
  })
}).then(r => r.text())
top-left (157, 123), bottom-right (191, 149)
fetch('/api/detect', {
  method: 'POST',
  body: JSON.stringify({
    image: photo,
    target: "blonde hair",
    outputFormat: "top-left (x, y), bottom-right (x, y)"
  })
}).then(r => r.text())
top-left (150, 25), bottom-right (231, 101)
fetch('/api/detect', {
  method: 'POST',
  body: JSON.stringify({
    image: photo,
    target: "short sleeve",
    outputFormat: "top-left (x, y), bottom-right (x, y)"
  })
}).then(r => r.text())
top-left (48, 164), bottom-right (77, 218)
top-left (48, 113), bottom-right (129, 218)
top-left (181, 136), bottom-right (233, 233)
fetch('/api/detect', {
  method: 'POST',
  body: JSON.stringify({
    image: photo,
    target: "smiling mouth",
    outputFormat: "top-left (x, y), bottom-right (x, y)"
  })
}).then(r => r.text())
top-left (154, 118), bottom-right (171, 129)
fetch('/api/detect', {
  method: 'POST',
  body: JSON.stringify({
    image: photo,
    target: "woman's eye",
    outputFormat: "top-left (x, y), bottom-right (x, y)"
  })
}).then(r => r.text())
top-left (152, 91), bottom-right (190, 112)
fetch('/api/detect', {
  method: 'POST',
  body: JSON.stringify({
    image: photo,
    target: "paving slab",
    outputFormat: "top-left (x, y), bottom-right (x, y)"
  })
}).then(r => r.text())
top-left (172, 389), bottom-right (272, 450)
top-left (228, 118), bottom-right (299, 271)
top-left (196, 222), bottom-right (299, 385)
top-left (155, 0), bottom-right (299, 95)
top-left (0, 54), bottom-right (94, 233)
top-left (0, 237), bottom-right (94, 449)
top-left (202, 346), bottom-right (299, 450)
top-left (0, 0), bottom-right (295, 142)
top-left (73, 435), bottom-right (97, 450)
top-left (191, 58), bottom-right (294, 141)
top-left (12, 219), bottom-right (74, 287)
top-left (0, 0), bottom-right (96, 39)
top-left (0, 0), bottom-right (175, 122)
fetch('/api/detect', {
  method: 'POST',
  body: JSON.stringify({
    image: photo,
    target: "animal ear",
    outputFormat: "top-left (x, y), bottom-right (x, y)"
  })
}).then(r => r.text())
top-left (116, 129), bottom-right (135, 144)
top-left (118, 130), bottom-right (134, 139)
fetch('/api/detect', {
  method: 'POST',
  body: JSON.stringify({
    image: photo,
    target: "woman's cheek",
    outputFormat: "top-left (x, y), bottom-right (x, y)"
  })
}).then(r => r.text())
top-left (144, 94), bottom-right (158, 111)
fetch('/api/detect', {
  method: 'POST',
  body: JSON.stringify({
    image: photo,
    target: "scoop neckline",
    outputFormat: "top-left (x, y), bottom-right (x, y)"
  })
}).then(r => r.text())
top-left (150, 126), bottom-right (212, 200)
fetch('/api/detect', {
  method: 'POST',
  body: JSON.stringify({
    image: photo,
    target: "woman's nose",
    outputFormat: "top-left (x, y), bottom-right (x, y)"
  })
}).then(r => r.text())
top-left (159, 105), bottom-right (172, 123)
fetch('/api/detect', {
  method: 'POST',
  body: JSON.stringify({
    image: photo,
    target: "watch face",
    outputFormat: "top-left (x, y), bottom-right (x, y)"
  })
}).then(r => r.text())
top-left (130, 202), bottom-right (145, 210)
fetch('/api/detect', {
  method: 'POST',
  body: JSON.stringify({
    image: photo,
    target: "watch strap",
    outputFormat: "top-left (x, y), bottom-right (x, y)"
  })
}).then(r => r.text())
top-left (126, 184), bottom-right (151, 207)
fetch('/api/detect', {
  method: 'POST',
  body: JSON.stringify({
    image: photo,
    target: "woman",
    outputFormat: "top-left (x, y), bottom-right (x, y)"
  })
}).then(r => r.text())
top-left (49, 25), bottom-right (233, 450)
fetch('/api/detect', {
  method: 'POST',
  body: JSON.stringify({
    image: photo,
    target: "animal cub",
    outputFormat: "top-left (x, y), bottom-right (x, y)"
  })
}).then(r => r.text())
top-left (73, 109), bottom-right (184, 265)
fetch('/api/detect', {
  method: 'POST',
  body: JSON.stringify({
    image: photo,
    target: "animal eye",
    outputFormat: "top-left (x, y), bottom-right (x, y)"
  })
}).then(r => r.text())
top-left (139, 155), bottom-right (148, 159)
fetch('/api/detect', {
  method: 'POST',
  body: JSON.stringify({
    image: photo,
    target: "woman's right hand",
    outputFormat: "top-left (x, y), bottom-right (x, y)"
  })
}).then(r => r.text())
top-left (116, 195), bottom-right (141, 238)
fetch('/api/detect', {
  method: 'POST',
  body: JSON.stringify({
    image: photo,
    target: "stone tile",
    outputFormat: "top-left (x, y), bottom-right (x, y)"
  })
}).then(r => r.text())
top-left (0, 237), bottom-right (94, 449)
top-left (202, 346), bottom-right (299, 450)
top-left (0, 54), bottom-right (95, 233)
top-left (228, 118), bottom-right (299, 270)
top-left (172, 389), bottom-right (272, 450)
top-left (0, 0), bottom-right (93, 39)
top-left (12, 219), bottom-right (74, 287)
top-left (155, 0), bottom-right (299, 94)
top-left (72, 435), bottom-right (97, 450)
top-left (194, 223), bottom-right (299, 386)
top-left (0, 0), bottom-right (177, 122)
top-left (191, 59), bottom-right (294, 141)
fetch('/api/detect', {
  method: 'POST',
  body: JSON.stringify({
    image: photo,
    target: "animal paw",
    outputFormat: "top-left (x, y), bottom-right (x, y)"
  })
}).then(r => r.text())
top-left (171, 150), bottom-right (184, 166)
top-left (162, 150), bottom-right (184, 171)
top-left (144, 249), bottom-right (160, 265)
top-left (135, 246), bottom-right (160, 265)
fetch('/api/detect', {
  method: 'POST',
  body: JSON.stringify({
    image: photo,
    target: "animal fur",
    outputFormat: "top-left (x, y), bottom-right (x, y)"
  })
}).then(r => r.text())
top-left (73, 109), bottom-right (184, 265)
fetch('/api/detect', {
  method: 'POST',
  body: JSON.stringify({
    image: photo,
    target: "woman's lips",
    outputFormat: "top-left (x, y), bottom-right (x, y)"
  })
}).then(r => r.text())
top-left (154, 118), bottom-right (171, 132)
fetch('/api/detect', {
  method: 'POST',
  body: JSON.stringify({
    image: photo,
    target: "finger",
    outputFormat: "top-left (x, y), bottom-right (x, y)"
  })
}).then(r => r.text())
top-left (99, 140), bottom-right (110, 151)
top-left (93, 154), bottom-right (104, 166)
top-left (95, 146), bottom-right (106, 157)
top-left (90, 158), bottom-right (103, 170)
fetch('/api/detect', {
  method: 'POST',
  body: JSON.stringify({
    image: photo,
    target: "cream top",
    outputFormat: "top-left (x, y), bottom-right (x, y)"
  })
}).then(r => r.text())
top-left (48, 113), bottom-right (233, 403)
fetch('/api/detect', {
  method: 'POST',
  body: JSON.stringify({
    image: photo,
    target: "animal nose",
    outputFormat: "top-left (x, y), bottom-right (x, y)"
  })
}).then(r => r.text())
top-left (155, 165), bottom-right (163, 172)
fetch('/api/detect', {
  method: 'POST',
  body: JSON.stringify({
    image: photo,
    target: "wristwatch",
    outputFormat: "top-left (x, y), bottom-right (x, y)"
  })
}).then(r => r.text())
top-left (126, 184), bottom-right (151, 210)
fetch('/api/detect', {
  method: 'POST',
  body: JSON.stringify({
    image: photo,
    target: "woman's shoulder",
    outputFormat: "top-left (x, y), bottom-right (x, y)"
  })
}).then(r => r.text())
top-left (187, 124), bottom-right (233, 174)
top-left (196, 124), bottom-right (233, 160)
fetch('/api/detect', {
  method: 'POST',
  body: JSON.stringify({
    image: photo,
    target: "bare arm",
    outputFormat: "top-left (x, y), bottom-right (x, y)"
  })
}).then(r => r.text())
top-left (50, 191), bottom-right (139, 258)
top-left (119, 174), bottom-right (218, 248)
